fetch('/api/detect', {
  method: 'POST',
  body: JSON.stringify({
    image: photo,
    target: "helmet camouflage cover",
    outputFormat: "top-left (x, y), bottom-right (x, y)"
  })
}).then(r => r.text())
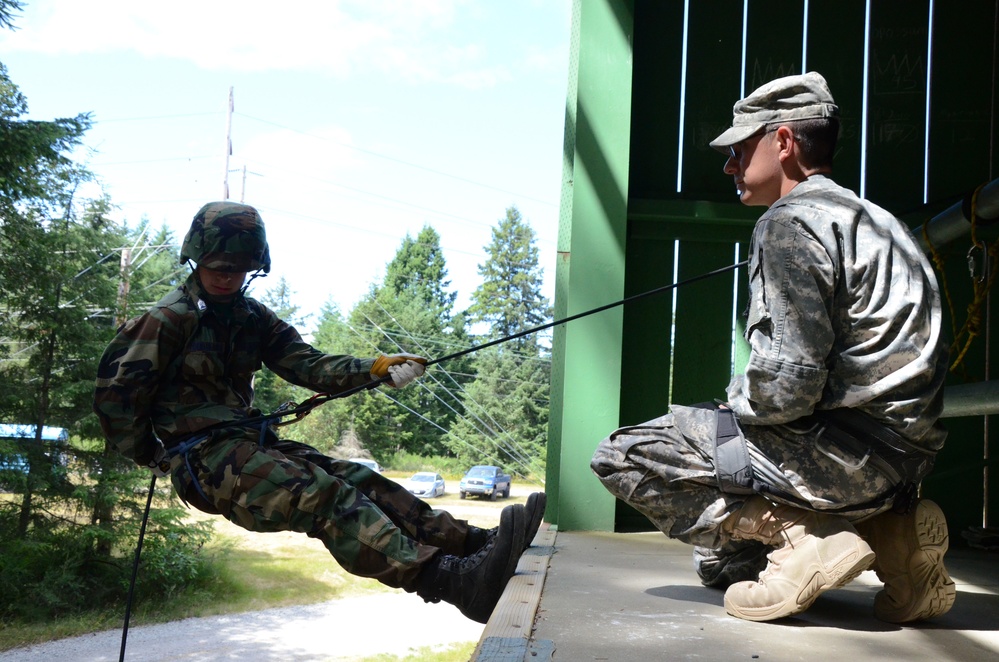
top-left (180, 201), bottom-right (271, 273)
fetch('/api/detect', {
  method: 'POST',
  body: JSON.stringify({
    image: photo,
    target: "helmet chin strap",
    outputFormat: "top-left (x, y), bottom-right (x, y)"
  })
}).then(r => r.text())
top-left (241, 269), bottom-right (267, 295)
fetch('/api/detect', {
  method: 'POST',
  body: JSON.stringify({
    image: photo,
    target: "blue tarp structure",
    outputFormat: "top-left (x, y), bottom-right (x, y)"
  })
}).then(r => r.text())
top-left (0, 424), bottom-right (70, 480)
top-left (0, 424), bottom-right (69, 442)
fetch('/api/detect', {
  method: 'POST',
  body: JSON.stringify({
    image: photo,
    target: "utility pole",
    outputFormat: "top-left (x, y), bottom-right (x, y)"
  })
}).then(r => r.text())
top-left (115, 247), bottom-right (132, 328)
top-left (236, 165), bottom-right (262, 203)
top-left (223, 86), bottom-right (234, 200)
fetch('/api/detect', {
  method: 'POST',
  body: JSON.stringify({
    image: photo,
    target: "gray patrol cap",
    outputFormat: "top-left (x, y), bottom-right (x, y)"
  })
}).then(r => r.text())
top-left (709, 71), bottom-right (839, 152)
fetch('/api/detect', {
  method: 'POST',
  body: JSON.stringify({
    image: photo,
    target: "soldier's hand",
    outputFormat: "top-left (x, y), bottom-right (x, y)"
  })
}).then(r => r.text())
top-left (371, 353), bottom-right (427, 388)
top-left (147, 444), bottom-right (171, 478)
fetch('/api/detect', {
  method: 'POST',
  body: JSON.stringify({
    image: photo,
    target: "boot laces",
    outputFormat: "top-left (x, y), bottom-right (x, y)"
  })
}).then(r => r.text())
top-left (441, 535), bottom-right (497, 574)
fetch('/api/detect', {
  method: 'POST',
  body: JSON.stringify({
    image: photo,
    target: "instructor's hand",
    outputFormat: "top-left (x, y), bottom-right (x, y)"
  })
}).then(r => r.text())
top-left (370, 353), bottom-right (428, 388)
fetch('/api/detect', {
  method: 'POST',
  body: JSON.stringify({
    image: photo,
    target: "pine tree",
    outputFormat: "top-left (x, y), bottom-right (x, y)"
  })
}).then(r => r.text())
top-left (446, 206), bottom-right (551, 477)
top-left (0, 52), bottom-right (213, 619)
top-left (253, 276), bottom-right (310, 415)
top-left (468, 206), bottom-right (552, 346)
top-left (306, 226), bottom-right (470, 462)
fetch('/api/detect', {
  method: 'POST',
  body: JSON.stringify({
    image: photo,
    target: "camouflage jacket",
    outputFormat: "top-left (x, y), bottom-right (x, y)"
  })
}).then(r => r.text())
top-left (93, 274), bottom-right (375, 465)
top-left (726, 175), bottom-right (948, 450)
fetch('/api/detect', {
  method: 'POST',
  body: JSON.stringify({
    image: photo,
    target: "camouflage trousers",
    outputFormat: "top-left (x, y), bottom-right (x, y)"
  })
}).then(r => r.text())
top-left (171, 427), bottom-right (470, 590)
top-left (591, 404), bottom-right (897, 585)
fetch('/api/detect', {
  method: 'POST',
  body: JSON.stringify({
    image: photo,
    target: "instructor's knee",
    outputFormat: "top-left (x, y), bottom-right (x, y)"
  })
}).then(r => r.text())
top-left (590, 436), bottom-right (621, 480)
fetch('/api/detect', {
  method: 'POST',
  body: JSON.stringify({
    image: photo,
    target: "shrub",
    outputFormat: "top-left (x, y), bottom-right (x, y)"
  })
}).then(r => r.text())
top-left (0, 502), bottom-right (220, 622)
top-left (384, 451), bottom-right (468, 478)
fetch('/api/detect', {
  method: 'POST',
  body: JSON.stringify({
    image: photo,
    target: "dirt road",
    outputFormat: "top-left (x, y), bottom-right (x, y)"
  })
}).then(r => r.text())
top-left (0, 592), bottom-right (482, 661)
top-left (0, 481), bottom-right (542, 661)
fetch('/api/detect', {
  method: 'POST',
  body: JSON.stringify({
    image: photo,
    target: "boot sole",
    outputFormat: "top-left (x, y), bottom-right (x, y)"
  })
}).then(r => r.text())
top-left (523, 492), bottom-right (547, 551)
top-left (725, 541), bottom-right (875, 622)
top-left (875, 500), bottom-right (956, 623)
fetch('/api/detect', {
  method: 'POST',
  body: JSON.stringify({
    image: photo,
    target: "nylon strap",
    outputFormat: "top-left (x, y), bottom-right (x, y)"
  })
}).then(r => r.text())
top-left (713, 408), bottom-right (754, 494)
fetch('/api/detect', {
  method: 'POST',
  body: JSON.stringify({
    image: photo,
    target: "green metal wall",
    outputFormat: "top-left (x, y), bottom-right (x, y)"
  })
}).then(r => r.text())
top-left (546, 0), bottom-right (634, 532)
top-left (550, 0), bottom-right (999, 536)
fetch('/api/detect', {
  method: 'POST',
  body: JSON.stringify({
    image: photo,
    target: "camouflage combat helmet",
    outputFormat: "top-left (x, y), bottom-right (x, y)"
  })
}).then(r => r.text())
top-left (180, 201), bottom-right (271, 273)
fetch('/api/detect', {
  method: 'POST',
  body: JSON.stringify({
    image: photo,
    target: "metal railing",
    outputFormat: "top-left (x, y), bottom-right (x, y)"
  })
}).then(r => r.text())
top-left (913, 178), bottom-right (999, 417)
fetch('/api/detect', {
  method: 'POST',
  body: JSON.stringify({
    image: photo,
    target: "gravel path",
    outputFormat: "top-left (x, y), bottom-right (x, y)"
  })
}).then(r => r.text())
top-left (0, 592), bottom-right (483, 661)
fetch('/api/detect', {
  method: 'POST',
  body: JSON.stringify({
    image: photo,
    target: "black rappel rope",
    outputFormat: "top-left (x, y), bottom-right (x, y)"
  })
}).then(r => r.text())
top-left (119, 258), bottom-right (746, 660)
top-left (216, 257), bottom-right (750, 428)
top-left (120, 473), bottom-right (157, 662)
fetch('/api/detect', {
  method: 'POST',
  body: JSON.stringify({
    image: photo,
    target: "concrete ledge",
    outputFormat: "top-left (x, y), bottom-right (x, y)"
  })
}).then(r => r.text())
top-left (471, 523), bottom-right (556, 661)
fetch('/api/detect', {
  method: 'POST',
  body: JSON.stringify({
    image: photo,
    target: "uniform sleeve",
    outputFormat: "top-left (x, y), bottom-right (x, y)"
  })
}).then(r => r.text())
top-left (92, 308), bottom-right (186, 465)
top-left (256, 306), bottom-right (376, 394)
top-left (726, 213), bottom-right (836, 425)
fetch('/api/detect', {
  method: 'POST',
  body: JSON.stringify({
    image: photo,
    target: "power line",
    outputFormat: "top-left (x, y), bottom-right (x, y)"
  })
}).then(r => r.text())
top-left (95, 112), bottom-right (221, 124)
top-left (235, 112), bottom-right (558, 208)
top-left (357, 309), bottom-right (540, 474)
top-left (341, 317), bottom-right (529, 470)
top-left (93, 155), bottom-right (217, 167)
top-left (238, 155), bottom-right (524, 235)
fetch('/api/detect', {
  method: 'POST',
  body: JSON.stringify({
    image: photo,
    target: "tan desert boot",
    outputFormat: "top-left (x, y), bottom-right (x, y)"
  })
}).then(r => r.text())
top-left (722, 496), bottom-right (876, 622)
top-left (855, 499), bottom-right (956, 623)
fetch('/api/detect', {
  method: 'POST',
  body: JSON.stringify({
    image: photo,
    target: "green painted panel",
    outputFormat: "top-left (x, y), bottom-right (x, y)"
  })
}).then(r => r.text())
top-left (926, 0), bottom-right (996, 203)
top-left (805, 0), bottom-right (867, 194)
top-left (620, 223), bottom-right (677, 425)
top-left (923, 418), bottom-right (988, 536)
top-left (671, 241), bottom-right (740, 405)
top-left (864, 0), bottom-right (930, 215)
top-left (551, 0), bottom-right (635, 532)
top-left (681, 0), bottom-right (746, 200)
top-left (546, 0), bottom-right (583, 532)
top-left (628, 0), bottom-right (685, 200)
top-left (744, 0), bottom-right (804, 89)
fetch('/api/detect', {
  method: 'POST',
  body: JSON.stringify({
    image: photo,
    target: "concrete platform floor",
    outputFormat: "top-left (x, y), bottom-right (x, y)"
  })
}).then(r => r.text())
top-left (480, 527), bottom-right (999, 661)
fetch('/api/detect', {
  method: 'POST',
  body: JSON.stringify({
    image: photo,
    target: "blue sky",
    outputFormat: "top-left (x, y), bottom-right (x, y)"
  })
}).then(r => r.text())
top-left (0, 0), bottom-right (571, 327)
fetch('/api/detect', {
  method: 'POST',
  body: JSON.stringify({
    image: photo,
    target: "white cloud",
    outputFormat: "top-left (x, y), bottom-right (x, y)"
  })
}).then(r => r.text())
top-left (0, 0), bottom-right (512, 87)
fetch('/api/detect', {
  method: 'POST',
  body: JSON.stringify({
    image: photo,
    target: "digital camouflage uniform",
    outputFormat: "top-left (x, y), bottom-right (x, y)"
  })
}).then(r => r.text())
top-left (94, 205), bottom-right (477, 590)
top-left (591, 174), bottom-right (948, 584)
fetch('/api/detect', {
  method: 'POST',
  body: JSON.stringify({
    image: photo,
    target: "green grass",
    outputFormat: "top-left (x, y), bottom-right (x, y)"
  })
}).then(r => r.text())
top-left (352, 640), bottom-right (478, 662)
top-left (0, 522), bottom-right (390, 652)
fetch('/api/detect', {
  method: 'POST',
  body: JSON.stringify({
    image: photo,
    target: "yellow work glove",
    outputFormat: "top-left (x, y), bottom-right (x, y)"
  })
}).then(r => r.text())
top-left (370, 353), bottom-right (428, 388)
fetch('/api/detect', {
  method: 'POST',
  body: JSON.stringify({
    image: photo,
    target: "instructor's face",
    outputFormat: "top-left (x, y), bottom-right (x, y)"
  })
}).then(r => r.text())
top-left (723, 128), bottom-right (783, 208)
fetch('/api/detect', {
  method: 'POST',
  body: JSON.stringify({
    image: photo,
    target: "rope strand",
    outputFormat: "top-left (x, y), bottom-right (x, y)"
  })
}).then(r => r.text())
top-left (946, 183), bottom-right (999, 373)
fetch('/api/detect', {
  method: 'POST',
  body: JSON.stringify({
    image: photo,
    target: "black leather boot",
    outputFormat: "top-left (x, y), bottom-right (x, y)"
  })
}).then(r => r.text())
top-left (416, 504), bottom-right (526, 623)
top-left (522, 492), bottom-right (546, 551)
top-left (463, 492), bottom-right (547, 556)
top-left (463, 525), bottom-right (495, 555)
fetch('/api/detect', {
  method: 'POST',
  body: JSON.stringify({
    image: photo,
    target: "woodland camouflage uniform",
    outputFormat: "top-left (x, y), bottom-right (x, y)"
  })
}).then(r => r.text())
top-left (94, 201), bottom-right (540, 623)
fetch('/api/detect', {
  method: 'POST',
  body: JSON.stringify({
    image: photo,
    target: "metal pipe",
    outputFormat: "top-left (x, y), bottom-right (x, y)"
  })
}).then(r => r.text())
top-left (909, 178), bottom-right (999, 418)
top-left (914, 177), bottom-right (999, 251)
top-left (940, 380), bottom-right (999, 418)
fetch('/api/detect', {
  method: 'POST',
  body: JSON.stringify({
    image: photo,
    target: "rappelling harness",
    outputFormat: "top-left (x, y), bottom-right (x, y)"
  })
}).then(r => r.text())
top-left (710, 403), bottom-right (936, 515)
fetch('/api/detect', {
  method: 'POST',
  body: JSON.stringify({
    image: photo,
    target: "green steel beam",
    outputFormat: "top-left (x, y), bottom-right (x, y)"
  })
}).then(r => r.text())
top-left (548, 0), bottom-right (635, 531)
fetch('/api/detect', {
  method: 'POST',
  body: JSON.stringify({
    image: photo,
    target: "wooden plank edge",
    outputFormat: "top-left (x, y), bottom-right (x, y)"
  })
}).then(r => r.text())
top-left (471, 523), bottom-right (557, 661)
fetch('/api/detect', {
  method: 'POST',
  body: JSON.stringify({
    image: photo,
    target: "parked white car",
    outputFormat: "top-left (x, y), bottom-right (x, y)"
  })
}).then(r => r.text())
top-left (405, 472), bottom-right (445, 498)
top-left (348, 457), bottom-right (383, 473)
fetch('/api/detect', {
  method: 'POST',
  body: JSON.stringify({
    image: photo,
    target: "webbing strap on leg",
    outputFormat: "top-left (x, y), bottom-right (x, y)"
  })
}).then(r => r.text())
top-left (167, 434), bottom-right (211, 506)
top-left (713, 408), bottom-right (754, 495)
